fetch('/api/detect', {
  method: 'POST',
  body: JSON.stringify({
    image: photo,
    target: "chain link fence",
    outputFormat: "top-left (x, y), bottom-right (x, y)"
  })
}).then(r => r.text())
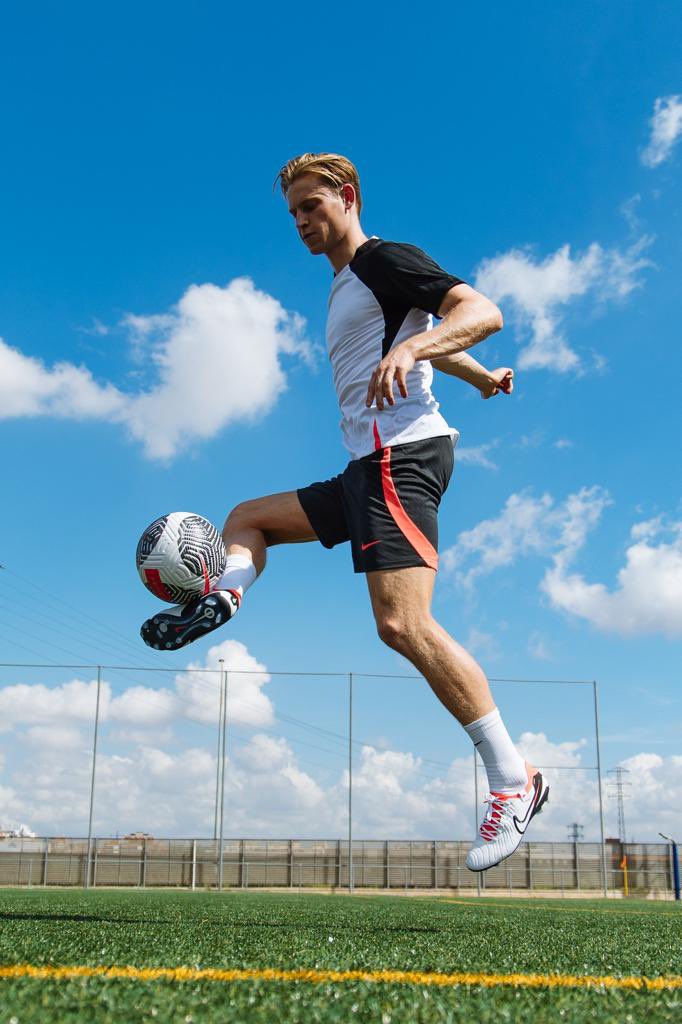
top-left (2, 660), bottom-right (670, 900)
top-left (0, 836), bottom-right (675, 898)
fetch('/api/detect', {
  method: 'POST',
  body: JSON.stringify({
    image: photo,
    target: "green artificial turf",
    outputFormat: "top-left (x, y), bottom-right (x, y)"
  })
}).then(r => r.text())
top-left (0, 888), bottom-right (680, 1023)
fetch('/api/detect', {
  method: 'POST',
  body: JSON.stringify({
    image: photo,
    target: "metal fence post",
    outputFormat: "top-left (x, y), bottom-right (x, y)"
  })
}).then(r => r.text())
top-left (218, 662), bottom-right (228, 890)
top-left (528, 844), bottom-right (533, 892)
top-left (348, 672), bottom-right (354, 893)
top-left (473, 749), bottom-right (481, 897)
top-left (660, 834), bottom-right (681, 901)
top-left (84, 666), bottom-right (102, 890)
top-left (593, 681), bottom-right (608, 898)
top-left (191, 839), bottom-right (197, 891)
top-left (213, 664), bottom-right (225, 840)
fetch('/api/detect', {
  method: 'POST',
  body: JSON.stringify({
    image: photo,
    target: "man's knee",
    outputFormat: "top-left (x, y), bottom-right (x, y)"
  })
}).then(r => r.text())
top-left (223, 492), bottom-right (314, 547)
top-left (374, 606), bottom-right (438, 655)
top-left (376, 614), bottom-right (405, 652)
top-left (223, 499), bottom-right (262, 534)
top-left (375, 613), bottom-right (429, 655)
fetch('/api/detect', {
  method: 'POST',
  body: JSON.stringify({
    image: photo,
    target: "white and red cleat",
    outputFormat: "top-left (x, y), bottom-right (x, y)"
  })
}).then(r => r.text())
top-left (466, 764), bottom-right (549, 872)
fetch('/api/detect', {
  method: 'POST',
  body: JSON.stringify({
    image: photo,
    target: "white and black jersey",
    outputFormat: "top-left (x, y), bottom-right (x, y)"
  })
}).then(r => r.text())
top-left (326, 237), bottom-right (464, 460)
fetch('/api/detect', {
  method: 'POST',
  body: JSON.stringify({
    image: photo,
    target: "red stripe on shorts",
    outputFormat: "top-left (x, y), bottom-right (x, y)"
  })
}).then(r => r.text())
top-left (380, 447), bottom-right (439, 570)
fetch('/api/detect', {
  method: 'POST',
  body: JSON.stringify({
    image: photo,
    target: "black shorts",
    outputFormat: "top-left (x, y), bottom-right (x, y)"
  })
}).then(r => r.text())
top-left (297, 435), bottom-right (454, 574)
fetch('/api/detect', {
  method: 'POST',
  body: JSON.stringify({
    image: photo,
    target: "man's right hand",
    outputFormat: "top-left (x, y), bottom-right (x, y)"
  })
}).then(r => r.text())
top-left (480, 367), bottom-right (514, 400)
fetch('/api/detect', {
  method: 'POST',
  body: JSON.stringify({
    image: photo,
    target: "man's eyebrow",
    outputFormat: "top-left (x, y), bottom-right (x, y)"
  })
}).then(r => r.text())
top-left (288, 195), bottom-right (321, 215)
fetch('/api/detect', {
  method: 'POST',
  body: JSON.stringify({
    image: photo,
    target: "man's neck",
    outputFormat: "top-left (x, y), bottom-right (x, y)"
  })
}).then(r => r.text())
top-left (326, 226), bottom-right (371, 274)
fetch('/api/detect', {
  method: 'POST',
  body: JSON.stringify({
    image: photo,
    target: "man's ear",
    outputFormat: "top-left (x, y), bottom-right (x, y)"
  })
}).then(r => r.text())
top-left (340, 183), bottom-right (355, 210)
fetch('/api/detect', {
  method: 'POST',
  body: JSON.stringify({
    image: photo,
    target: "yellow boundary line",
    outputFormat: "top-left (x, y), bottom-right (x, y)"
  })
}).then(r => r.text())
top-left (0, 964), bottom-right (681, 992)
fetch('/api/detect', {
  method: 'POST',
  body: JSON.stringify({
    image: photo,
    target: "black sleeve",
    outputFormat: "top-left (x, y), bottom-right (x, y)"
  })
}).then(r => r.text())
top-left (366, 241), bottom-right (465, 317)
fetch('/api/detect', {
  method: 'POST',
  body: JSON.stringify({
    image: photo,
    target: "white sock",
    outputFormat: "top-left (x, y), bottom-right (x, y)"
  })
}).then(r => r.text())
top-left (464, 707), bottom-right (527, 794)
top-left (214, 553), bottom-right (257, 602)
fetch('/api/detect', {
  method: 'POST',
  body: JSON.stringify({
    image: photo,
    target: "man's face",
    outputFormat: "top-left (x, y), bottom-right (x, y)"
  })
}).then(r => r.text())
top-left (287, 174), bottom-right (350, 256)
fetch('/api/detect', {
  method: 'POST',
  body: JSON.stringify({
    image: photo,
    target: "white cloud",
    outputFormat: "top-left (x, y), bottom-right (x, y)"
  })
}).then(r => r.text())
top-left (0, 278), bottom-right (313, 460)
top-left (77, 318), bottom-right (111, 337)
top-left (178, 638), bottom-right (274, 728)
top-left (475, 238), bottom-right (652, 372)
top-left (615, 752), bottom-right (682, 841)
top-left (109, 686), bottom-right (178, 727)
top-left (455, 442), bottom-right (498, 470)
top-left (620, 194), bottom-right (642, 233)
top-left (120, 279), bottom-right (313, 459)
top-left (527, 631), bottom-right (552, 661)
top-left (1, 638), bottom-right (679, 843)
top-left (0, 639), bottom-right (274, 735)
top-left (544, 517), bottom-right (682, 637)
top-left (0, 678), bottom-right (103, 732)
top-left (2, 686), bottom-right (682, 842)
top-left (0, 338), bottom-right (126, 420)
top-left (444, 486), bottom-right (682, 638)
top-left (25, 725), bottom-right (85, 749)
top-left (641, 95), bottom-right (682, 167)
top-left (441, 486), bottom-right (611, 587)
top-left (464, 627), bottom-right (501, 662)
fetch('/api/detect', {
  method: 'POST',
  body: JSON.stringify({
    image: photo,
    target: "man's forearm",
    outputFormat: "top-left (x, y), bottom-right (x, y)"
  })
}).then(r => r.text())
top-left (432, 350), bottom-right (496, 390)
top-left (406, 300), bottom-right (503, 362)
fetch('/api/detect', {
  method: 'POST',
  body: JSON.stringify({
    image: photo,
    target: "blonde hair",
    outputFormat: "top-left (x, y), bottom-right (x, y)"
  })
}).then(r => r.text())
top-left (274, 152), bottom-right (362, 213)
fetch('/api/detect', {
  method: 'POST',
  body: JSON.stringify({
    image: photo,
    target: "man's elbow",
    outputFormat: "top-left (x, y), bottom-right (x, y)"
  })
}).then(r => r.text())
top-left (476, 298), bottom-right (503, 335)
top-left (488, 301), bottom-right (504, 333)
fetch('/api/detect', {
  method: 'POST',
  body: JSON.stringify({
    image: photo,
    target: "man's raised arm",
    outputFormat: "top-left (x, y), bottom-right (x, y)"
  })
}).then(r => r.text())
top-left (366, 283), bottom-right (507, 410)
top-left (432, 350), bottom-right (514, 399)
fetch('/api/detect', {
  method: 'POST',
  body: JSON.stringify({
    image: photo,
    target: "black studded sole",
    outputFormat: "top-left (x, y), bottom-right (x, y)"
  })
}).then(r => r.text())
top-left (140, 591), bottom-right (239, 650)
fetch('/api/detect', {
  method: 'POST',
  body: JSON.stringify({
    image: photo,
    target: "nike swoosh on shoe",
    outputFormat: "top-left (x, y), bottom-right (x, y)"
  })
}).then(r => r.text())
top-left (513, 773), bottom-right (547, 835)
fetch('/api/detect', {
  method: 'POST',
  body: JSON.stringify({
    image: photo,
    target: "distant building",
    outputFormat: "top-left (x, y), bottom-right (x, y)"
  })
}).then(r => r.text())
top-left (0, 825), bottom-right (36, 839)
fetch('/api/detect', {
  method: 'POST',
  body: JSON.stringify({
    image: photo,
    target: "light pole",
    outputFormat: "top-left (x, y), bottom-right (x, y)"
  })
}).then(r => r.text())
top-left (659, 833), bottom-right (680, 901)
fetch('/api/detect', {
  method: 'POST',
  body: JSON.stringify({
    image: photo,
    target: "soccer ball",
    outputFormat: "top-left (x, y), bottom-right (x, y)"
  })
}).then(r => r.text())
top-left (136, 512), bottom-right (226, 605)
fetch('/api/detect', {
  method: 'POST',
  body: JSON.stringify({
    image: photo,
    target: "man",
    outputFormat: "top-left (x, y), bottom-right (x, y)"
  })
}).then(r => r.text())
top-left (141, 153), bottom-right (549, 871)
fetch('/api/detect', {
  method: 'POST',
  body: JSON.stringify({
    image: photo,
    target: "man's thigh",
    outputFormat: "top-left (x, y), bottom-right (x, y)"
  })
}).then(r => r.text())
top-left (228, 490), bottom-right (320, 546)
top-left (296, 475), bottom-right (350, 550)
top-left (366, 565), bottom-right (436, 622)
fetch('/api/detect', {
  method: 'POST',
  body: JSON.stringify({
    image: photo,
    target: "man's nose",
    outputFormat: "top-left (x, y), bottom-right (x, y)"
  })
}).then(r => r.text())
top-left (296, 212), bottom-right (309, 230)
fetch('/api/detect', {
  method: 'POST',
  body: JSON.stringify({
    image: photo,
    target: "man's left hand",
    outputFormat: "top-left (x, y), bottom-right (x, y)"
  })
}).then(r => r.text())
top-left (480, 367), bottom-right (514, 400)
top-left (365, 342), bottom-right (416, 410)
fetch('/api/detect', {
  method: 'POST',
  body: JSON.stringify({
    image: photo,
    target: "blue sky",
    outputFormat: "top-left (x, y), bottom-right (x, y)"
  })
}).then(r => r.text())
top-left (0, 2), bottom-right (680, 842)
